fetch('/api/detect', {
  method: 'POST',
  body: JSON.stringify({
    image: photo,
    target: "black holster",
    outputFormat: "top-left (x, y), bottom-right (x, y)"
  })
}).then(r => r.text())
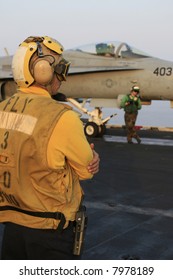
top-left (73, 205), bottom-right (88, 255)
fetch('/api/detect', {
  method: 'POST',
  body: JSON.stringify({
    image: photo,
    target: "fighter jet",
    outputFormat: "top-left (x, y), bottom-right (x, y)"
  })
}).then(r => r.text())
top-left (1, 40), bottom-right (173, 137)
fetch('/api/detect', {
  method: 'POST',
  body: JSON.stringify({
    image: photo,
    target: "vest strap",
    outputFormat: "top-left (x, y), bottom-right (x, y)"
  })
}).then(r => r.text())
top-left (0, 206), bottom-right (66, 231)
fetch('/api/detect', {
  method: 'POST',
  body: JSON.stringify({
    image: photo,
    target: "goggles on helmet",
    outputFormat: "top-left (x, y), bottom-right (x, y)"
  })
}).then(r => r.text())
top-left (132, 86), bottom-right (140, 93)
top-left (54, 58), bottom-right (71, 81)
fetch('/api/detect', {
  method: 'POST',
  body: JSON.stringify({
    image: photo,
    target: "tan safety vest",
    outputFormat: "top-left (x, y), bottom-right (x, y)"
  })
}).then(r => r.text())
top-left (0, 93), bottom-right (83, 229)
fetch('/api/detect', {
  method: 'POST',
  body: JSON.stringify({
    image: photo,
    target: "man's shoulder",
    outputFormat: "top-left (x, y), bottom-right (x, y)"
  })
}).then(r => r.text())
top-left (121, 94), bottom-right (129, 102)
top-left (122, 94), bottom-right (129, 98)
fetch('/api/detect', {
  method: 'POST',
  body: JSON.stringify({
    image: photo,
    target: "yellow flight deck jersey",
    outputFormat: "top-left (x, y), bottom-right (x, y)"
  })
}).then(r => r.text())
top-left (0, 86), bottom-right (93, 229)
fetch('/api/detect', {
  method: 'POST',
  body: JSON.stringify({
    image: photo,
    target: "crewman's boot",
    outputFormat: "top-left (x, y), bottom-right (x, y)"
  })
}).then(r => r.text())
top-left (136, 137), bottom-right (141, 144)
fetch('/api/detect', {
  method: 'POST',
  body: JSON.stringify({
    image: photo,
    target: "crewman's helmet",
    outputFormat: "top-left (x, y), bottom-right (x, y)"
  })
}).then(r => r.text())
top-left (12, 36), bottom-right (70, 87)
top-left (132, 85), bottom-right (140, 93)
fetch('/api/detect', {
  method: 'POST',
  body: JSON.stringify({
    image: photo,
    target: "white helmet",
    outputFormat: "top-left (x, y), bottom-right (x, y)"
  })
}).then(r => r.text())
top-left (12, 36), bottom-right (70, 87)
top-left (132, 85), bottom-right (140, 93)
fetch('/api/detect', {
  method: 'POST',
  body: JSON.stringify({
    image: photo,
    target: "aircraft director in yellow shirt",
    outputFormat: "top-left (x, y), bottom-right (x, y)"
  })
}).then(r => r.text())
top-left (0, 36), bottom-right (100, 260)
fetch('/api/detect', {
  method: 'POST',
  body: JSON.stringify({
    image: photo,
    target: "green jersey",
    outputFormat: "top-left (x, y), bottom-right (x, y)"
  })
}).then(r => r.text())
top-left (120, 94), bottom-right (141, 114)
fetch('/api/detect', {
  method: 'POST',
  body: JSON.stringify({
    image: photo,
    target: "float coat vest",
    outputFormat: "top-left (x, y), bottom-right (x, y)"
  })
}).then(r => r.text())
top-left (121, 94), bottom-right (141, 114)
top-left (0, 93), bottom-right (83, 229)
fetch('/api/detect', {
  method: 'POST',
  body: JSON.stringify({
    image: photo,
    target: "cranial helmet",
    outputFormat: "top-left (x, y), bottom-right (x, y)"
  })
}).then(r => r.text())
top-left (12, 36), bottom-right (70, 87)
top-left (132, 85), bottom-right (140, 93)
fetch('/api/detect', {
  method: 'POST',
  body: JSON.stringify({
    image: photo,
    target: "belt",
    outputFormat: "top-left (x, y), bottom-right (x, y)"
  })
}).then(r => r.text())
top-left (0, 205), bottom-right (66, 232)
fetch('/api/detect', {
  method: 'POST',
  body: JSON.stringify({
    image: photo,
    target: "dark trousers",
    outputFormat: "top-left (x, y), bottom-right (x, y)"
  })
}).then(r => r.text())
top-left (1, 222), bottom-right (80, 260)
top-left (124, 112), bottom-right (140, 141)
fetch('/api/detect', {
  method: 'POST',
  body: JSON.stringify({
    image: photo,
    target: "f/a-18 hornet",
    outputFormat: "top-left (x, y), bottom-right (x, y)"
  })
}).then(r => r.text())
top-left (1, 40), bottom-right (173, 137)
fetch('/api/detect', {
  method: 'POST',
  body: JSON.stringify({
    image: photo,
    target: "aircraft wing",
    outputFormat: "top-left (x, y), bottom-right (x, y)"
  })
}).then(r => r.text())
top-left (68, 66), bottom-right (143, 74)
top-left (0, 55), bottom-right (13, 79)
top-left (0, 70), bottom-right (13, 79)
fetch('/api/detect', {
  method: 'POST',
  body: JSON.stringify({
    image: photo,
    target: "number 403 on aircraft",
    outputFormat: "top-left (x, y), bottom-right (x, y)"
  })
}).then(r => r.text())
top-left (153, 67), bottom-right (172, 76)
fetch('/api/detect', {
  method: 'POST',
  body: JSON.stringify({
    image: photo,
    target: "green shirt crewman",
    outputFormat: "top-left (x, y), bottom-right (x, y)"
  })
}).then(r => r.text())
top-left (120, 86), bottom-right (142, 144)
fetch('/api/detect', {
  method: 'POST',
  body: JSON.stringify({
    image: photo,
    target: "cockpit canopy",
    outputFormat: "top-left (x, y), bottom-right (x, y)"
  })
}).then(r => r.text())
top-left (69, 41), bottom-right (150, 59)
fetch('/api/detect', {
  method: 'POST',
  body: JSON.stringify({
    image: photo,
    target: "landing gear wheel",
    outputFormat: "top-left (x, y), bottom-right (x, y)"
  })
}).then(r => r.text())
top-left (97, 124), bottom-right (106, 137)
top-left (84, 122), bottom-right (99, 137)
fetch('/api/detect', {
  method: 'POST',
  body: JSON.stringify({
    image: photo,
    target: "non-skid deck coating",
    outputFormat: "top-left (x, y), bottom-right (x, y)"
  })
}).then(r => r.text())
top-left (1, 128), bottom-right (173, 260)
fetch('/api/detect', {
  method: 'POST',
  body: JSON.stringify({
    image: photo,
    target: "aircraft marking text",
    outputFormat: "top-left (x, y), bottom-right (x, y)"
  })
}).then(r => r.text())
top-left (153, 67), bottom-right (172, 76)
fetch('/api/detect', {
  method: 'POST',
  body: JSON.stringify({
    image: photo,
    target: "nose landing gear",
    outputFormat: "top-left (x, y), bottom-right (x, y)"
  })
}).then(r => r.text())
top-left (67, 97), bottom-right (117, 138)
top-left (84, 122), bottom-right (106, 137)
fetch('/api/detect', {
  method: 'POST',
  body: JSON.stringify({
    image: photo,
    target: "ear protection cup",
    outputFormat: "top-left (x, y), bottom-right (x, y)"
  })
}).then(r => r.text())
top-left (33, 59), bottom-right (54, 85)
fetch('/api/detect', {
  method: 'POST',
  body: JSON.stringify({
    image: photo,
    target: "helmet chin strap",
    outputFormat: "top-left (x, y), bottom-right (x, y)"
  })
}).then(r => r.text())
top-left (45, 83), bottom-right (53, 95)
top-left (42, 74), bottom-right (60, 96)
top-left (33, 80), bottom-right (53, 95)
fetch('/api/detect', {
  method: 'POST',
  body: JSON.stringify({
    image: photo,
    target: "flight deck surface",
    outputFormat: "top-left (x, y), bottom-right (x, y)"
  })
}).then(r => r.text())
top-left (0, 128), bottom-right (173, 260)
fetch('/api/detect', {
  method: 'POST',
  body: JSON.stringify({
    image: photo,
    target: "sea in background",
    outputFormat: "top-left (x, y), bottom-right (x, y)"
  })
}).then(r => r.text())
top-left (78, 100), bottom-right (173, 128)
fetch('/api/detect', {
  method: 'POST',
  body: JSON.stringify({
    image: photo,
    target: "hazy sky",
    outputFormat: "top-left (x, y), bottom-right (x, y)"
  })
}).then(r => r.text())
top-left (1, 0), bottom-right (173, 61)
